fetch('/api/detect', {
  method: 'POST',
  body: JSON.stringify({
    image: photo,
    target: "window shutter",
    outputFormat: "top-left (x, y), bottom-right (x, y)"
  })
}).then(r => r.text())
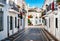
top-left (51, 2), bottom-right (54, 11)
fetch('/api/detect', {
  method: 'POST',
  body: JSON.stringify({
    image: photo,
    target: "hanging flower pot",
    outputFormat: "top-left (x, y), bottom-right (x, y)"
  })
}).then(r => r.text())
top-left (28, 15), bottom-right (33, 18)
top-left (28, 16), bottom-right (30, 18)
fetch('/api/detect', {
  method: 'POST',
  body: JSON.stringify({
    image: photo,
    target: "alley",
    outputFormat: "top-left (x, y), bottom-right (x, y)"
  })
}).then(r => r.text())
top-left (13, 28), bottom-right (48, 41)
top-left (1, 27), bottom-right (58, 41)
top-left (0, 0), bottom-right (60, 41)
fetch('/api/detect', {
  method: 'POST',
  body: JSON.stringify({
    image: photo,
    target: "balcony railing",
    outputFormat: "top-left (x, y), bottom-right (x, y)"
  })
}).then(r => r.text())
top-left (46, 4), bottom-right (51, 12)
top-left (9, 1), bottom-right (19, 12)
top-left (46, 2), bottom-right (58, 12)
top-left (0, 0), bottom-right (6, 5)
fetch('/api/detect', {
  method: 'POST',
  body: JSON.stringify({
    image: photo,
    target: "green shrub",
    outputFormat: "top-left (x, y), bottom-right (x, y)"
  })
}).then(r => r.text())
top-left (28, 19), bottom-right (31, 25)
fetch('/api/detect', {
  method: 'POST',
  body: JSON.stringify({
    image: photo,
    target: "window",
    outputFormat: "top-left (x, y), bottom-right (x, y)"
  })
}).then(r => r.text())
top-left (49, 18), bottom-right (50, 27)
top-left (0, 11), bottom-right (3, 31)
top-left (36, 20), bottom-right (37, 24)
top-left (55, 18), bottom-right (58, 28)
top-left (15, 17), bottom-right (17, 28)
top-left (10, 16), bottom-right (13, 30)
top-left (39, 19), bottom-right (41, 23)
top-left (7, 16), bottom-right (9, 36)
top-left (18, 19), bottom-right (19, 28)
top-left (3, 0), bottom-right (6, 4)
top-left (20, 19), bottom-right (22, 26)
top-left (45, 19), bottom-right (47, 26)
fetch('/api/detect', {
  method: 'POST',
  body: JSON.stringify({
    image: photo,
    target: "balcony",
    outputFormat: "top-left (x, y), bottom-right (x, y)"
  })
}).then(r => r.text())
top-left (46, 2), bottom-right (58, 12)
top-left (9, 1), bottom-right (19, 12)
top-left (46, 4), bottom-right (51, 12)
top-left (0, 0), bottom-right (6, 6)
top-left (41, 10), bottom-right (46, 17)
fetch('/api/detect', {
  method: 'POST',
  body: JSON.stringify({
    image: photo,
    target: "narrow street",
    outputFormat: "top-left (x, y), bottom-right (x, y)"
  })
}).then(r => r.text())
top-left (14, 28), bottom-right (47, 41)
top-left (1, 26), bottom-right (58, 41)
top-left (0, 0), bottom-right (60, 41)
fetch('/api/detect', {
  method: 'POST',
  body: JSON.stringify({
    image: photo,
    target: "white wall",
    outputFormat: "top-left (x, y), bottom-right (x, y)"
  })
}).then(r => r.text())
top-left (8, 11), bottom-right (18, 36)
top-left (45, 11), bottom-right (56, 36)
top-left (28, 12), bottom-right (42, 25)
top-left (0, 4), bottom-right (9, 40)
top-left (57, 7), bottom-right (60, 40)
top-left (0, 3), bottom-right (18, 40)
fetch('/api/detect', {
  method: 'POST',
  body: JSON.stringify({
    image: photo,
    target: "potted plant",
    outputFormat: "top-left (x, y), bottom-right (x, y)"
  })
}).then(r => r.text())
top-left (28, 19), bottom-right (31, 25)
top-left (28, 15), bottom-right (33, 18)
top-left (28, 16), bottom-right (30, 18)
top-left (57, 0), bottom-right (60, 5)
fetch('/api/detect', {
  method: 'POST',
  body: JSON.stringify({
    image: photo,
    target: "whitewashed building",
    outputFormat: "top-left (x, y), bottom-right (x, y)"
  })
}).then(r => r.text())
top-left (27, 8), bottom-right (42, 26)
top-left (0, 0), bottom-right (20, 40)
top-left (42, 0), bottom-right (60, 40)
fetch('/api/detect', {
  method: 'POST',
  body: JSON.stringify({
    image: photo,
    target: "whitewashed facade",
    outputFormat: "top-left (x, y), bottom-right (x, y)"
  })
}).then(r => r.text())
top-left (27, 8), bottom-right (42, 25)
top-left (0, 0), bottom-right (20, 40)
top-left (42, 0), bottom-right (60, 40)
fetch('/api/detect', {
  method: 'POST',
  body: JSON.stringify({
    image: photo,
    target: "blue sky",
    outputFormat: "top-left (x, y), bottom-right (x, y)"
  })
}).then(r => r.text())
top-left (25, 0), bottom-right (45, 8)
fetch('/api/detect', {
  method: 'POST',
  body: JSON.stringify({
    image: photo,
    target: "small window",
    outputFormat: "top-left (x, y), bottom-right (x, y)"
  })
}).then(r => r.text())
top-left (7, 16), bottom-right (9, 29)
top-left (7, 16), bottom-right (9, 36)
top-left (10, 16), bottom-right (13, 30)
top-left (39, 19), bottom-right (41, 23)
top-left (36, 20), bottom-right (37, 24)
top-left (45, 19), bottom-right (47, 26)
top-left (15, 17), bottom-right (17, 28)
top-left (20, 19), bottom-right (22, 26)
top-left (0, 11), bottom-right (3, 31)
top-left (49, 18), bottom-right (50, 27)
top-left (55, 18), bottom-right (58, 28)
top-left (18, 19), bottom-right (19, 28)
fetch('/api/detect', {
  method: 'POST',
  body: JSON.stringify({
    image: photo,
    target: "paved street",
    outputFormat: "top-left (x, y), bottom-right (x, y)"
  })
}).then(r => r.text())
top-left (14, 28), bottom-right (48, 41)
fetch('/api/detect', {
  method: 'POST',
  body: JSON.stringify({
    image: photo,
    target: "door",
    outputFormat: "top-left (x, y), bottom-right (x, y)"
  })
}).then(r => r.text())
top-left (7, 16), bottom-right (9, 37)
top-left (10, 16), bottom-right (13, 34)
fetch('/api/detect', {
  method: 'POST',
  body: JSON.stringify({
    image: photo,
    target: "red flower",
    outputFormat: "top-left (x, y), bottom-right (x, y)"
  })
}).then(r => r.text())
top-left (28, 16), bottom-right (30, 18)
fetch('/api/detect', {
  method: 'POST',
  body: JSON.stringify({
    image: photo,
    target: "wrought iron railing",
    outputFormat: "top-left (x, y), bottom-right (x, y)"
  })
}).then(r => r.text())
top-left (46, 2), bottom-right (58, 12)
top-left (9, 1), bottom-right (19, 12)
